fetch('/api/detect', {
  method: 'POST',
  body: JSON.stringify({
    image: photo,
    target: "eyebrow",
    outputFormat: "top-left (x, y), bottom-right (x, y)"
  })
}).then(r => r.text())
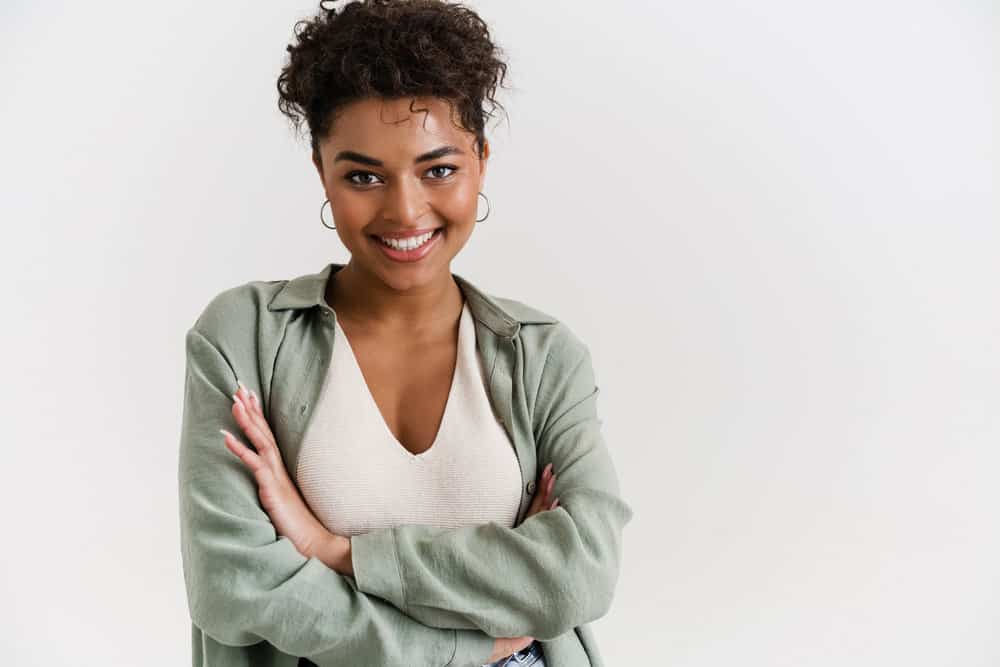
top-left (333, 145), bottom-right (464, 167)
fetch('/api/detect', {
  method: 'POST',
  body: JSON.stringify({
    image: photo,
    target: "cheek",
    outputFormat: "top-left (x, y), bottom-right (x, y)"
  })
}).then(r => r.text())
top-left (436, 186), bottom-right (480, 222)
top-left (329, 194), bottom-right (375, 226)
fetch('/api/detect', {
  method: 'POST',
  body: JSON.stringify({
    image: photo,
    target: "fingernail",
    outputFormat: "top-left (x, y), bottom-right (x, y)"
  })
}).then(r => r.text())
top-left (220, 428), bottom-right (232, 438)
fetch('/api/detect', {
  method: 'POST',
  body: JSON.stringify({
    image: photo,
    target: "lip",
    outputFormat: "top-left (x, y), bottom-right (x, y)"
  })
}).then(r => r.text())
top-left (370, 227), bottom-right (441, 240)
top-left (371, 228), bottom-right (443, 263)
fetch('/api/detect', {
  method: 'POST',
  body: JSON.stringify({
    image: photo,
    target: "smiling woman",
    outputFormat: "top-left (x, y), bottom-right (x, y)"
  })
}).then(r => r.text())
top-left (177, 2), bottom-right (633, 667)
top-left (308, 96), bottom-right (486, 288)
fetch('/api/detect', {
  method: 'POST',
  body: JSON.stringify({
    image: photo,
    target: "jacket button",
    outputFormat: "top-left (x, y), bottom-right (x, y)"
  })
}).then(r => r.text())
top-left (526, 480), bottom-right (536, 495)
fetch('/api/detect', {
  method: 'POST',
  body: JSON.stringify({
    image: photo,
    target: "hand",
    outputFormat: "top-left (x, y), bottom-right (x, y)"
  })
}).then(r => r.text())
top-left (487, 635), bottom-right (535, 663)
top-left (524, 462), bottom-right (559, 520)
top-left (220, 382), bottom-right (331, 560)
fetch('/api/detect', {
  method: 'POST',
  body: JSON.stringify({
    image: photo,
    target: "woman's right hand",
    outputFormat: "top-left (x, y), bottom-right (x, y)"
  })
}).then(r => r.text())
top-left (487, 635), bottom-right (535, 663)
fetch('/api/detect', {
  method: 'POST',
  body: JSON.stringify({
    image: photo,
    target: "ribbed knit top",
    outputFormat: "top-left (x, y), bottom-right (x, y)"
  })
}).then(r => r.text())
top-left (295, 300), bottom-right (523, 538)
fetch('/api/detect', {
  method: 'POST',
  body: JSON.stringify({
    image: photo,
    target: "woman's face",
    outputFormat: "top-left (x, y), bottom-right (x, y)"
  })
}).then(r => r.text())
top-left (313, 96), bottom-right (489, 291)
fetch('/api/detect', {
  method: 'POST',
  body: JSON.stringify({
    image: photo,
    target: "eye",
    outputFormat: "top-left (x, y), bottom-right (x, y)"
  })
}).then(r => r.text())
top-left (426, 164), bottom-right (459, 179)
top-left (345, 171), bottom-right (383, 187)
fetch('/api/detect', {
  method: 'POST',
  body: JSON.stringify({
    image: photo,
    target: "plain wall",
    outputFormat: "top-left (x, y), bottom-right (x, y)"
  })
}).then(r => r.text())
top-left (0, 0), bottom-right (995, 664)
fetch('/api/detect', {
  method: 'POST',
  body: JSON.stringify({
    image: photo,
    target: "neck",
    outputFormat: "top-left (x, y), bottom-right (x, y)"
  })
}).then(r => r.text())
top-left (325, 260), bottom-right (464, 336)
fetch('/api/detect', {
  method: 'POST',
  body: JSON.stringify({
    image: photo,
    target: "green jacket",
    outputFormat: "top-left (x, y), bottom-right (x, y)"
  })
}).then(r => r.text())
top-left (178, 262), bottom-right (634, 667)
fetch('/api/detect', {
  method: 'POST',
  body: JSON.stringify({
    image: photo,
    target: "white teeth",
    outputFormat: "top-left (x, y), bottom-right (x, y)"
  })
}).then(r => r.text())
top-left (378, 230), bottom-right (436, 250)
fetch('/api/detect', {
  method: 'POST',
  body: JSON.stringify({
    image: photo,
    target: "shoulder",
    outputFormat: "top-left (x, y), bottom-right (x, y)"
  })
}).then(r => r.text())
top-left (490, 294), bottom-right (585, 359)
top-left (499, 298), bottom-right (589, 381)
top-left (476, 287), bottom-right (589, 360)
top-left (188, 277), bottom-right (288, 346)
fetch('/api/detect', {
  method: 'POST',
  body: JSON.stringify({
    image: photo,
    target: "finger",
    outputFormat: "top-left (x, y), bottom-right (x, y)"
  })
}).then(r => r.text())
top-left (239, 388), bottom-right (277, 448)
top-left (550, 497), bottom-right (559, 510)
top-left (531, 466), bottom-right (553, 503)
top-left (526, 488), bottom-right (543, 515)
top-left (240, 383), bottom-right (263, 421)
top-left (232, 400), bottom-right (274, 456)
top-left (234, 393), bottom-right (266, 442)
top-left (527, 495), bottom-right (548, 518)
top-left (249, 389), bottom-right (261, 415)
top-left (235, 385), bottom-right (267, 432)
top-left (236, 380), bottom-right (251, 405)
top-left (221, 429), bottom-right (262, 473)
top-left (231, 388), bottom-right (265, 436)
top-left (231, 397), bottom-right (289, 476)
top-left (541, 467), bottom-right (555, 496)
top-left (231, 396), bottom-right (254, 435)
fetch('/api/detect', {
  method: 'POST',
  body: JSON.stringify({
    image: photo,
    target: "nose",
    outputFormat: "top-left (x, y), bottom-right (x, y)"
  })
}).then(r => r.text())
top-left (382, 176), bottom-right (425, 227)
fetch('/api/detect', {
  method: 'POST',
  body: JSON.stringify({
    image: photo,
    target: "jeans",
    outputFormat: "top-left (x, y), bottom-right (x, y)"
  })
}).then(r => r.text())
top-left (480, 640), bottom-right (546, 667)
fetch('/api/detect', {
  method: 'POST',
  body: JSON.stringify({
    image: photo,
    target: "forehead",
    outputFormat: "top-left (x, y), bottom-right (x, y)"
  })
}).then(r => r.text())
top-left (326, 96), bottom-right (472, 153)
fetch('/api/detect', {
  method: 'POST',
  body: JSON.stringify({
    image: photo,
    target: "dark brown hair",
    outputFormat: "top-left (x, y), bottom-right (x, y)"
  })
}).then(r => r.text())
top-left (276, 0), bottom-right (510, 163)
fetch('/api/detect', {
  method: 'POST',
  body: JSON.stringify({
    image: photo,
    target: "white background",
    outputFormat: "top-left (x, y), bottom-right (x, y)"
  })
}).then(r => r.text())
top-left (1, 1), bottom-right (996, 665)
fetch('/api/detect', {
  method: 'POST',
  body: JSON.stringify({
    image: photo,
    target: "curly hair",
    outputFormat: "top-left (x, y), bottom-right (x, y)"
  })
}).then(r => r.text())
top-left (276, 0), bottom-right (509, 163)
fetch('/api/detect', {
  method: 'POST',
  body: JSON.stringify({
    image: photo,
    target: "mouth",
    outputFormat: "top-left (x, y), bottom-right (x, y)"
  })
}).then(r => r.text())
top-left (369, 228), bottom-right (443, 262)
top-left (371, 226), bottom-right (442, 240)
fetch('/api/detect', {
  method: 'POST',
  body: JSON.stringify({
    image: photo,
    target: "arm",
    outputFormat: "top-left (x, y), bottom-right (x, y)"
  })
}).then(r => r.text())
top-left (178, 327), bottom-right (495, 667)
top-left (349, 325), bottom-right (635, 641)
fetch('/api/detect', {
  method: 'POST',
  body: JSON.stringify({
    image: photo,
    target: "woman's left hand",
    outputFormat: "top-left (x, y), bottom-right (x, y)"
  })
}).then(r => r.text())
top-left (524, 462), bottom-right (559, 520)
top-left (221, 382), bottom-right (343, 565)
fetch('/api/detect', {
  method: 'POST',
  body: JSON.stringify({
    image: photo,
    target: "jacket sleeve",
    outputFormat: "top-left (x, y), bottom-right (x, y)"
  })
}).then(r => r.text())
top-left (178, 327), bottom-right (496, 667)
top-left (349, 325), bottom-right (635, 641)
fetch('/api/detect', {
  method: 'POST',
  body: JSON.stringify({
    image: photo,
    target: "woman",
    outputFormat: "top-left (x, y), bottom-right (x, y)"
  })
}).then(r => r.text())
top-left (177, 2), bottom-right (634, 666)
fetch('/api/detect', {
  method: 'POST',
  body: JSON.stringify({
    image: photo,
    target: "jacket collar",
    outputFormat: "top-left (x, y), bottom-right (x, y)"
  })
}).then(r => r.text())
top-left (267, 262), bottom-right (553, 339)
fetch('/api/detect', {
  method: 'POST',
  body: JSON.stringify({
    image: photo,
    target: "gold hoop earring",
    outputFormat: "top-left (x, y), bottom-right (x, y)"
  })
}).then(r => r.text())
top-left (320, 199), bottom-right (335, 230)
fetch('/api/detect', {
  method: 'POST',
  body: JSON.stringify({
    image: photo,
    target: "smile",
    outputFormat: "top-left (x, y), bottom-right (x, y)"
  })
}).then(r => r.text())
top-left (369, 228), bottom-right (443, 263)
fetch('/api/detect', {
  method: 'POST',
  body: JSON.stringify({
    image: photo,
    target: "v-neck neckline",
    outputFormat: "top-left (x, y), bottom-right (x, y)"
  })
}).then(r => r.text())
top-left (332, 301), bottom-right (468, 462)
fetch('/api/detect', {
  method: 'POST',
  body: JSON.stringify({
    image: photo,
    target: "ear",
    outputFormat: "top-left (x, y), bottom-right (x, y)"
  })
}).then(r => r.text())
top-left (478, 140), bottom-right (490, 190)
top-left (312, 149), bottom-right (325, 185)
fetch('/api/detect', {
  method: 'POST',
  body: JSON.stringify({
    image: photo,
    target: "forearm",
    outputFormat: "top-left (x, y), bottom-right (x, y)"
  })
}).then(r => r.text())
top-left (350, 493), bottom-right (631, 640)
top-left (309, 530), bottom-right (354, 577)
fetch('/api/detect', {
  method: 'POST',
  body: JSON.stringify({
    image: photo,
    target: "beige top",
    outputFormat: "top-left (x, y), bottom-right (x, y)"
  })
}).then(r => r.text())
top-left (295, 300), bottom-right (523, 538)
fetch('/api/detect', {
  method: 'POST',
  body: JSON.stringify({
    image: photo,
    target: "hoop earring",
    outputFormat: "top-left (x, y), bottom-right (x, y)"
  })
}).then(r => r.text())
top-left (476, 191), bottom-right (491, 223)
top-left (320, 199), bottom-right (336, 230)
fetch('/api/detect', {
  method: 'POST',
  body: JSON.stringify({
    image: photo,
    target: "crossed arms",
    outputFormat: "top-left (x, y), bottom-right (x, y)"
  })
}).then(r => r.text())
top-left (178, 324), bottom-right (633, 666)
